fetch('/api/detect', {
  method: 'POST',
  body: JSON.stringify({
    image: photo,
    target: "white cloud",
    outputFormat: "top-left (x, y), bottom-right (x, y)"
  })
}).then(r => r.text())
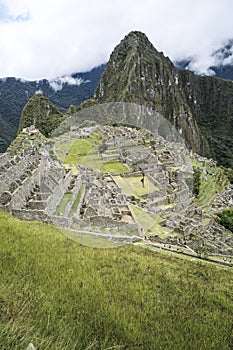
top-left (0, 0), bottom-right (232, 79)
top-left (48, 76), bottom-right (88, 91)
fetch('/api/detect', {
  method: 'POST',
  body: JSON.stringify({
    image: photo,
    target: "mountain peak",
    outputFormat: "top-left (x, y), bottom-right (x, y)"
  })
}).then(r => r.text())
top-left (93, 31), bottom-right (233, 166)
top-left (94, 31), bottom-right (201, 151)
top-left (121, 30), bottom-right (154, 46)
top-left (18, 93), bottom-right (64, 137)
top-left (112, 30), bottom-right (161, 61)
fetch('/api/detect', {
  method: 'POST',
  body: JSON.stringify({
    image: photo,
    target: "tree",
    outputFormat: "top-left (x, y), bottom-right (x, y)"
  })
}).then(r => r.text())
top-left (217, 209), bottom-right (233, 232)
top-left (98, 143), bottom-right (108, 154)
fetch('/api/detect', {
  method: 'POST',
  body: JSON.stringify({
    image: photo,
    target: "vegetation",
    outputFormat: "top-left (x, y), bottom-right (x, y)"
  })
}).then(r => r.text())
top-left (196, 164), bottom-right (229, 209)
top-left (98, 142), bottom-right (108, 154)
top-left (63, 139), bottom-right (94, 164)
top-left (114, 175), bottom-right (158, 197)
top-left (217, 209), bottom-right (233, 232)
top-left (93, 31), bottom-right (233, 168)
top-left (193, 167), bottom-right (201, 196)
top-left (69, 184), bottom-right (85, 217)
top-left (0, 66), bottom-right (105, 152)
top-left (18, 94), bottom-right (64, 137)
top-left (54, 192), bottom-right (73, 216)
top-left (100, 161), bottom-right (129, 173)
top-left (0, 210), bottom-right (233, 349)
top-left (221, 166), bottom-right (233, 183)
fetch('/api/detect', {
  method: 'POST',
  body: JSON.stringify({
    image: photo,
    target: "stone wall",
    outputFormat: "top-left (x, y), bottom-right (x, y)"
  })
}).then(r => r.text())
top-left (73, 215), bottom-right (139, 233)
top-left (12, 166), bottom-right (42, 210)
top-left (0, 157), bottom-right (37, 193)
top-left (45, 171), bottom-right (73, 215)
top-left (12, 209), bottom-right (49, 222)
top-left (50, 215), bottom-right (73, 228)
top-left (0, 153), bottom-right (10, 167)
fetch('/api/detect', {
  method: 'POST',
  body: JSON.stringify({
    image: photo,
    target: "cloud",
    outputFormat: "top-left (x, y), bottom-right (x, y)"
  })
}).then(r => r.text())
top-left (0, 0), bottom-right (232, 79)
top-left (48, 76), bottom-right (89, 91)
top-left (0, 0), bottom-right (29, 22)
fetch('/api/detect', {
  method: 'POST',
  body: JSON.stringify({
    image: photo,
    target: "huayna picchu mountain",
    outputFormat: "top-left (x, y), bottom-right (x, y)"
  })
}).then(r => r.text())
top-left (94, 31), bottom-right (233, 168)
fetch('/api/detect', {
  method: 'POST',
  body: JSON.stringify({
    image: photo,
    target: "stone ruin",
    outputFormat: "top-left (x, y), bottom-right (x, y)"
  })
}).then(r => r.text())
top-left (0, 124), bottom-right (232, 255)
top-left (71, 165), bottom-right (139, 234)
top-left (0, 128), bottom-right (74, 228)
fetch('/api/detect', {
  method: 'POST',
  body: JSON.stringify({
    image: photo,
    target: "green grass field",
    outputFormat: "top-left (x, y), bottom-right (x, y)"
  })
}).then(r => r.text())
top-left (56, 135), bottom-right (131, 175)
top-left (0, 210), bottom-right (233, 350)
top-left (131, 205), bottom-right (175, 238)
top-left (68, 185), bottom-right (85, 217)
top-left (54, 192), bottom-right (73, 216)
top-left (114, 175), bottom-right (158, 197)
top-left (63, 139), bottom-right (95, 164)
top-left (100, 161), bottom-right (130, 173)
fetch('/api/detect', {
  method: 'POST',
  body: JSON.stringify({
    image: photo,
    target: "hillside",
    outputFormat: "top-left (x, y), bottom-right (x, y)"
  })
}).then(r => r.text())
top-left (94, 31), bottom-right (201, 152)
top-left (93, 31), bottom-right (233, 168)
top-left (0, 210), bottom-right (232, 350)
top-left (0, 65), bottom-right (105, 153)
top-left (18, 93), bottom-right (64, 137)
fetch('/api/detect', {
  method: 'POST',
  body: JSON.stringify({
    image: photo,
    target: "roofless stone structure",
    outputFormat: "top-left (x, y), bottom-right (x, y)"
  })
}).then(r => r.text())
top-left (0, 124), bottom-right (232, 255)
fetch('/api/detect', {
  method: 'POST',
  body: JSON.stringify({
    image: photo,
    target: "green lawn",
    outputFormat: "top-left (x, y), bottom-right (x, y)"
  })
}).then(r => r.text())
top-left (100, 161), bottom-right (130, 173)
top-left (114, 175), bottom-right (158, 197)
top-left (131, 205), bottom-right (171, 237)
top-left (54, 192), bottom-right (72, 216)
top-left (80, 153), bottom-right (103, 169)
top-left (63, 139), bottom-right (94, 164)
top-left (62, 229), bottom-right (124, 248)
top-left (69, 184), bottom-right (85, 217)
top-left (0, 210), bottom-right (233, 350)
top-left (89, 131), bottom-right (102, 144)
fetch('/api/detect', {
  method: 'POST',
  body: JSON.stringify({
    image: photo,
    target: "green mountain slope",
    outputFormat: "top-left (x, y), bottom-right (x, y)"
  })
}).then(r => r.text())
top-left (0, 210), bottom-right (232, 350)
top-left (94, 31), bottom-right (201, 152)
top-left (0, 112), bottom-right (17, 151)
top-left (18, 93), bottom-right (64, 137)
top-left (179, 71), bottom-right (233, 167)
top-left (0, 65), bottom-right (105, 153)
top-left (94, 31), bottom-right (233, 167)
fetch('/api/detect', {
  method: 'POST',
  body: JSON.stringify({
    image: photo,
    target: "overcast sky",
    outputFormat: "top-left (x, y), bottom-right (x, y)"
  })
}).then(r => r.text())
top-left (0, 0), bottom-right (232, 80)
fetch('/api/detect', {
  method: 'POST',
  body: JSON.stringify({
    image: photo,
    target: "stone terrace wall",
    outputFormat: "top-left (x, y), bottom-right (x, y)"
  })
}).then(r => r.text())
top-left (45, 171), bottom-right (73, 215)
top-left (12, 166), bottom-right (43, 210)
top-left (12, 209), bottom-right (49, 222)
top-left (0, 157), bottom-right (39, 193)
top-left (0, 153), bottom-right (10, 167)
top-left (74, 216), bottom-right (139, 233)
top-left (50, 215), bottom-right (73, 228)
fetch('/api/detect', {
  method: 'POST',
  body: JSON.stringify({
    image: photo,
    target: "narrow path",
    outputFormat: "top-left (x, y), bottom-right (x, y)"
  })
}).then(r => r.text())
top-left (136, 241), bottom-right (233, 267)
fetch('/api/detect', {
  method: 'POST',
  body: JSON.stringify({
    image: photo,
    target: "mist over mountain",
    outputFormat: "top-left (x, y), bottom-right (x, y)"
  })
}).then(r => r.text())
top-left (175, 39), bottom-right (233, 81)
